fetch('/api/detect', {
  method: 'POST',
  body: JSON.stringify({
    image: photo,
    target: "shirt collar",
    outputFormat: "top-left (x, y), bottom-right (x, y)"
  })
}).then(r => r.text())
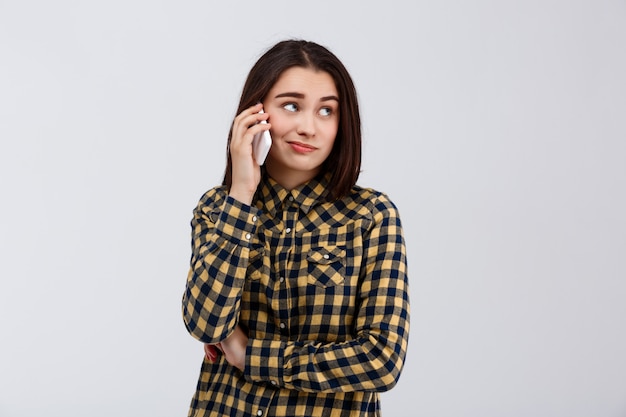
top-left (255, 173), bottom-right (331, 216)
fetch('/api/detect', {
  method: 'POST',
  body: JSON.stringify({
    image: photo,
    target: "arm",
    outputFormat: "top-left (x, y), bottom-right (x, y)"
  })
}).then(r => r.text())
top-left (181, 189), bottom-right (261, 344)
top-left (182, 104), bottom-right (269, 344)
top-left (243, 194), bottom-right (410, 393)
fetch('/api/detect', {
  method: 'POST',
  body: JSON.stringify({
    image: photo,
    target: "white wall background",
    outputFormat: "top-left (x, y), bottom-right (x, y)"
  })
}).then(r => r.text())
top-left (1, 1), bottom-right (625, 416)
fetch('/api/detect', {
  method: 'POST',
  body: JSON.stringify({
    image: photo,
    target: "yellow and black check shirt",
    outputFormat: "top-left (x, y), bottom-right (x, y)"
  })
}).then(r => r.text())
top-left (182, 174), bottom-right (410, 417)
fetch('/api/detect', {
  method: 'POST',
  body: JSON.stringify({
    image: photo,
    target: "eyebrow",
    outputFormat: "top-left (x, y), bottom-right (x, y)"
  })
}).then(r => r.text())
top-left (274, 92), bottom-right (339, 102)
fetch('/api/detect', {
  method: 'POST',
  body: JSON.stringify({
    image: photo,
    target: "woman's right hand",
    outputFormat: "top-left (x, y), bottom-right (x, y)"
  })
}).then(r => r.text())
top-left (228, 103), bottom-right (271, 205)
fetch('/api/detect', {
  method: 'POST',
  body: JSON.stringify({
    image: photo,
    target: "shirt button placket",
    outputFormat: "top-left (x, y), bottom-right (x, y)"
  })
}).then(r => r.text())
top-left (278, 194), bottom-right (297, 337)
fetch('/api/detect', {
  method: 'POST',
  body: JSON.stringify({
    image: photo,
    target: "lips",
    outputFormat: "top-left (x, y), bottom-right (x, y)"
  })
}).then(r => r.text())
top-left (287, 141), bottom-right (317, 153)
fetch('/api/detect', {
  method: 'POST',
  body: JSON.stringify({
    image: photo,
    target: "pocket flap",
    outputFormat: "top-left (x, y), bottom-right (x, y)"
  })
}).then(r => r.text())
top-left (307, 246), bottom-right (346, 265)
top-left (249, 245), bottom-right (265, 261)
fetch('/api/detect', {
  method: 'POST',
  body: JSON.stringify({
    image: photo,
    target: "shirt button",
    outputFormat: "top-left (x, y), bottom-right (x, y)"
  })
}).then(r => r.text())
top-left (279, 322), bottom-right (286, 329)
top-left (323, 254), bottom-right (330, 259)
top-left (279, 277), bottom-right (285, 283)
top-left (288, 195), bottom-right (294, 202)
top-left (245, 233), bottom-right (251, 240)
top-left (270, 380), bottom-right (277, 386)
top-left (252, 215), bottom-right (257, 222)
top-left (285, 227), bottom-right (291, 234)
top-left (257, 410), bottom-right (263, 417)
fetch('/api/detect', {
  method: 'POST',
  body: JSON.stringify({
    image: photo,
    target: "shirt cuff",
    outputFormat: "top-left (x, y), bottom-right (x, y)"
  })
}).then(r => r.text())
top-left (245, 338), bottom-right (284, 388)
top-left (214, 196), bottom-right (262, 247)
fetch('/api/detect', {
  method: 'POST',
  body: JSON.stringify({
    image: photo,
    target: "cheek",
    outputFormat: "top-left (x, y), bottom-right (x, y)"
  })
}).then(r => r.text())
top-left (267, 115), bottom-right (291, 138)
top-left (322, 124), bottom-right (339, 146)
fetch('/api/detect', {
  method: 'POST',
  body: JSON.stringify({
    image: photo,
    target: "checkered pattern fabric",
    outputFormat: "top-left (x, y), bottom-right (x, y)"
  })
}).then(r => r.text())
top-left (182, 173), bottom-right (410, 417)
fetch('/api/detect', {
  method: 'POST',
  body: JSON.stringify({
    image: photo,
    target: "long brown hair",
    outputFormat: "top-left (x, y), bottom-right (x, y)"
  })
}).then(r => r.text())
top-left (222, 40), bottom-right (361, 201)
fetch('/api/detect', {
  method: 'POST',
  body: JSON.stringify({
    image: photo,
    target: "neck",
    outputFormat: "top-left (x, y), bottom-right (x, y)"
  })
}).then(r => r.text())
top-left (265, 164), bottom-right (320, 191)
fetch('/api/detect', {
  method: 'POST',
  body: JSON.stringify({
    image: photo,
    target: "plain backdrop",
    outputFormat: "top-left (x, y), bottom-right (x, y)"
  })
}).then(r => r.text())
top-left (1, 1), bottom-right (625, 416)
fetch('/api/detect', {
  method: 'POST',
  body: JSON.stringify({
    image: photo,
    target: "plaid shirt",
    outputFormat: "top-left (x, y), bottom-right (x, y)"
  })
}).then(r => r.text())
top-left (182, 174), bottom-right (410, 417)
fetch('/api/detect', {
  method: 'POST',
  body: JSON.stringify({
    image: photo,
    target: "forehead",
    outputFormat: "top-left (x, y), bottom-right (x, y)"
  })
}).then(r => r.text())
top-left (270, 67), bottom-right (338, 97)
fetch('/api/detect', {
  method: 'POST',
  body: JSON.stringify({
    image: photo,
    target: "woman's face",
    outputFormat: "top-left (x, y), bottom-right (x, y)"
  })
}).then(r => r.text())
top-left (262, 66), bottom-right (339, 189)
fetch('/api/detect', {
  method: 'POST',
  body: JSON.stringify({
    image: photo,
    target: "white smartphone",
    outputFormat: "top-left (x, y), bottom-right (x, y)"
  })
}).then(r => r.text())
top-left (252, 109), bottom-right (272, 165)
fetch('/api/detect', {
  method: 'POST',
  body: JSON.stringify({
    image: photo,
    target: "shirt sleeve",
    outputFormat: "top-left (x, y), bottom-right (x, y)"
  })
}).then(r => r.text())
top-left (243, 193), bottom-right (410, 393)
top-left (182, 188), bottom-right (262, 344)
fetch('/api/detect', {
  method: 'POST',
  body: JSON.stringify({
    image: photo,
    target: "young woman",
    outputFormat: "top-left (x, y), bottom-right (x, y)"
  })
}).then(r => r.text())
top-left (182, 40), bottom-right (410, 417)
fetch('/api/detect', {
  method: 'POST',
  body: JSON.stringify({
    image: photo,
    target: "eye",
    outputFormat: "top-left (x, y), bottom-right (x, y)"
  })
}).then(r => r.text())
top-left (283, 103), bottom-right (298, 112)
top-left (319, 107), bottom-right (333, 117)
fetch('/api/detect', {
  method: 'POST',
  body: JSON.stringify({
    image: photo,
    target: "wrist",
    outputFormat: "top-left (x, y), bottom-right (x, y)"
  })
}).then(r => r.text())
top-left (228, 187), bottom-right (255, 206)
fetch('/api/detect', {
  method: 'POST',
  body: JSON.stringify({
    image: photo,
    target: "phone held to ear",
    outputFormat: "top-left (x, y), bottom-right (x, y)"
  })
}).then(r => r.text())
top-left (252, 109), bottom-right (272, 165)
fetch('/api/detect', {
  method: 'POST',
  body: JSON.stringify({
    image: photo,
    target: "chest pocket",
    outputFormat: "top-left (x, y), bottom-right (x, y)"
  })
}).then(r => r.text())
top-left (247, 245), bottom-right (268, 281)
top-left (306, 246), bottom-right (346, 288)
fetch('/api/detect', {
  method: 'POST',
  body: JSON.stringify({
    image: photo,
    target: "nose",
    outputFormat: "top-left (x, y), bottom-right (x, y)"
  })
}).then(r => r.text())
top-left (296, 112), bottom-right (316, 137)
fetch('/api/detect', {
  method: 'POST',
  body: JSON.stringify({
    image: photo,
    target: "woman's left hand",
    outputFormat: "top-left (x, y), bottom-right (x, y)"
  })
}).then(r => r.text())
top-left (204, 325), bottom-right (248, 371)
